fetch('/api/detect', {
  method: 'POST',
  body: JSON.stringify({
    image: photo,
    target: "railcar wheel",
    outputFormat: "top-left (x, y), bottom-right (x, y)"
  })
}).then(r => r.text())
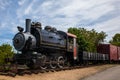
top-left (50, 57), bottom-right (57, 69)
top-left (57, 56), bottom-right (65, 68)
top-left (40, 55), bottom-right (47, 69)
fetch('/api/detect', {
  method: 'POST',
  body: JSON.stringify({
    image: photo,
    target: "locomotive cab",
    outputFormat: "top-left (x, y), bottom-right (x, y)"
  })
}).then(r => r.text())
top-left (67, 33), bottom-right (78, 60)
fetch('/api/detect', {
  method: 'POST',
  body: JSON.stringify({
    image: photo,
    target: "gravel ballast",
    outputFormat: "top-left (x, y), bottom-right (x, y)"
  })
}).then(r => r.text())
top-left (0, 64), bottom-right (116, 80)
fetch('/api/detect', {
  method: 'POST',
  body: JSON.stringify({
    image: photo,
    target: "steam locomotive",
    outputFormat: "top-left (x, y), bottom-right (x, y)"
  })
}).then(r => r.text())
top-left (12, 19), bottom-right (120, 70)
top-left (13, 19), bottom-right (78, 69)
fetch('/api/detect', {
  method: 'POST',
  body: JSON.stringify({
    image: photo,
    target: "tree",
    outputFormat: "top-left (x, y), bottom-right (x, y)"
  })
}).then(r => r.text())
top-left (0, 43), bottom-right (14, 65)
top-left (68, 27), bottom-right (107, 52)
top-left (110, 33), bottom-right (120, 46)
top-left (68, 28), bottom-right (88, 52)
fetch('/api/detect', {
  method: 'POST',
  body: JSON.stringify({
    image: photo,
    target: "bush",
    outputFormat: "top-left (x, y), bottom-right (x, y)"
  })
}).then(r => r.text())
top-left (0, 43), bottom-right (14, 65)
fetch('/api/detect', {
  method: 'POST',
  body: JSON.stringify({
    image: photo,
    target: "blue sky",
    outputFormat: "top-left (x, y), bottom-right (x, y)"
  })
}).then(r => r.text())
top-left (0, 0), bottom-right (120, 45)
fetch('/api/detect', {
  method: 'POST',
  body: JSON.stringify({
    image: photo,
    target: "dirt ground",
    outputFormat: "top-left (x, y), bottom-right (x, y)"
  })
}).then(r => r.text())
top-left (0, 64), bottom-right (116, 80)
top-left (82, 65), bottom-right (120, 80)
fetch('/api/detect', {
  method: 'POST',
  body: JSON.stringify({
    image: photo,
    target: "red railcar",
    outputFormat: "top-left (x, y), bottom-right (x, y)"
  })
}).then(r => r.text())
top-left (97, 44), bottom-right (118, 61)
top-left (117, 47), bottom-right (120, 60)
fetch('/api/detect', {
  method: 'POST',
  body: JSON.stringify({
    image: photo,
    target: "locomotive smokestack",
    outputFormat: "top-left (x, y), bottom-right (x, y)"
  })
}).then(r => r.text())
top-left (25, 19), bottom-right (31, 33)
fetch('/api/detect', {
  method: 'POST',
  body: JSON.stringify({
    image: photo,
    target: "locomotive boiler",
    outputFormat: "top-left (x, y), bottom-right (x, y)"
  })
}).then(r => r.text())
top-left (13, 19), bottom-right (78, 69)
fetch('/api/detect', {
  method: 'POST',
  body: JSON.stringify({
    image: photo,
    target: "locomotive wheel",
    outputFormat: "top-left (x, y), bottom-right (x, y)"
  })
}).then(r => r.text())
top-left (40, 55), bottom-right (47, 69)
top-left (50, 57), bottom-right (57, 69)
top-left (57, 56), bottom-right (65, 68)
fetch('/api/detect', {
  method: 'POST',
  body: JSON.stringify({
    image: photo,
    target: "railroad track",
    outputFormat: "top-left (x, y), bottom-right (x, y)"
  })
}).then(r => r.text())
top-left (0, 64), bottom-right (105, 77)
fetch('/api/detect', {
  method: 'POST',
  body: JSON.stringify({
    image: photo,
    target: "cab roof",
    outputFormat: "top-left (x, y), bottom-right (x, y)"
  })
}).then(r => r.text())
top-left (67, 33), bottom-right (77, 38)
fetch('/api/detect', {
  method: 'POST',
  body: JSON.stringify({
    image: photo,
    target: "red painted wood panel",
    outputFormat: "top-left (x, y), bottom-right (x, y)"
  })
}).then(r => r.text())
top-left (97, 44), bottom-right (118, 61)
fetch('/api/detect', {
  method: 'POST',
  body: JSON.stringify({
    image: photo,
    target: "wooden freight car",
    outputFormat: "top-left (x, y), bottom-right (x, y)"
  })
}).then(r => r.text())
top-left (117, 47), bottom-right (120, 60)
top-left (97, 44), bottom-right (120, 62)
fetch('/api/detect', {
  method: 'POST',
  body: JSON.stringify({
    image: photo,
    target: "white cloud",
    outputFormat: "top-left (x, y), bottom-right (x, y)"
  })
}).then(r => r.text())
top-left (15, 0), bottom-right (120, 42)
top-left (86, 16), bottom-right (120, 41)
top-left (83, 4), bottom-right (114, 20)
top-left (24, 0), bottom-right (36, 15)
top-left (18, 0), bottom-right (26, 6)
top-left (0, 0), bottom-right (11, 10)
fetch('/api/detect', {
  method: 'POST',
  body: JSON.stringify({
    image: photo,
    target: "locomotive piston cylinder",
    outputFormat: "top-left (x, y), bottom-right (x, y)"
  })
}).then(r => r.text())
top-left (25, 19), bottom-right (31, 33)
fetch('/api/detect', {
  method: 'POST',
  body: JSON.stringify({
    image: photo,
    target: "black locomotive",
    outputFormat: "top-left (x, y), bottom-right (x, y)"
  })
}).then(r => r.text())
top-left (13, 19), bottom-right (78, 69)
top-left (13, 19), bottom-right (120, 71)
